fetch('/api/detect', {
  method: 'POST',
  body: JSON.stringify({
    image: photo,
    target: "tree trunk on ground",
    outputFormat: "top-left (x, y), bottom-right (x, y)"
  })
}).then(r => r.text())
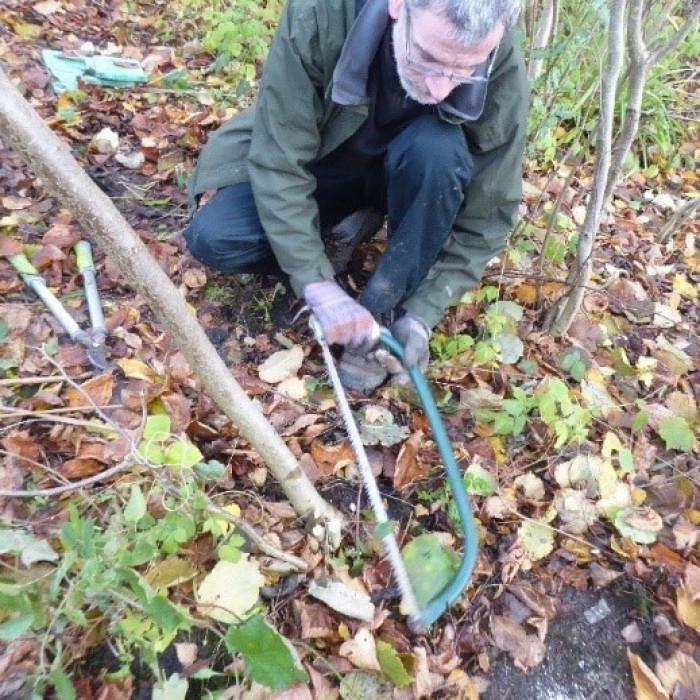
top-left (0, 67), bottom-right (341, 526)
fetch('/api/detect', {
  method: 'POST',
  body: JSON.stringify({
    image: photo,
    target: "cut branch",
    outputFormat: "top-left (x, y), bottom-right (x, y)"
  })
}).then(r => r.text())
top-left (0, 67), bottom-right (341, 527)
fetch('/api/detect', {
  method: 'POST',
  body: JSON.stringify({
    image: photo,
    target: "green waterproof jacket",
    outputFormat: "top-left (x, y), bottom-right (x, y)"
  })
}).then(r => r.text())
top-left (188, 0), bottom-right (529, 328)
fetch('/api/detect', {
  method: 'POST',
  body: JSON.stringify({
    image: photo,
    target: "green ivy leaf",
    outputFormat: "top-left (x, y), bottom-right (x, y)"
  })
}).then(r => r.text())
top-left (402, 534), bottom-right (459, 608)
top-left (163, 441), bottom-right (203, 470)
top-left (124, 484), bottom-right (147, 523)
top-left (143, 414), bottom-right (171, 442)
top-left (658, 416), bottom-right (697, 452)
top-left (374, 520), bottom-right (393, 540)
top-left (463, 463), bottom-right (497, 497)
top-left (51, 669), bottom-right (76, 700)
top-left (194, 459), bottom-right (227, 482)
top-left (225, 615), bottom-right (307, 690)
top-left (144, 594), bottom-right (187, 634)
top-left (377, 640), bottom-right (413, 687)
top-left (618, 448), bottom-right (634, 473)
top-left (0, 612), bottom-right (33, 641)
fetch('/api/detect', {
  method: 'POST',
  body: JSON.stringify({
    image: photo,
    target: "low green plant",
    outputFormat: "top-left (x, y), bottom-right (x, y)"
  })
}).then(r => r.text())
top-left (178, 0), bottom-right (283, 90)
top-left (474, 378), bottom-right (592, 448)
top-left (0, 416), bottom-right (305, 697)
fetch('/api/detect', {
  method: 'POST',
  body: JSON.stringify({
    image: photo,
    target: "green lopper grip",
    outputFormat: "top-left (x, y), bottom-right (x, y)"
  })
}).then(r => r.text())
top-left (8, 253), bottom-right (39, 278)
top-left (74, 240), bottom-right (95, 272)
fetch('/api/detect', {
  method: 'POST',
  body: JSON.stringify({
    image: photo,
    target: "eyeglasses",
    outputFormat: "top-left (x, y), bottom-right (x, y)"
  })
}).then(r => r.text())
top-left (404, 5), bottom-right (494, 85)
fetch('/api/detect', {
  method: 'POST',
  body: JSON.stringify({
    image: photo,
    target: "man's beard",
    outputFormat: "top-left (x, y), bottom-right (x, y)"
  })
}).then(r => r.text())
top-left (391, 21), bottom-right (440, 105)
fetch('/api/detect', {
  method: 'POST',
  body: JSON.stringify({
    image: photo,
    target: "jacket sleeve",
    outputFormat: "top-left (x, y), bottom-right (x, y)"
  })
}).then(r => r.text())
top-left (247, 0), bottom-right (340, 296)
top-left (402, 32), bottom-right (529, 329)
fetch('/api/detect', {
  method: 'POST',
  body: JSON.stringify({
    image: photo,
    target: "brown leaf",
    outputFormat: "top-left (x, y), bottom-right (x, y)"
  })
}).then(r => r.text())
top-left (0, 237), bottom-right (23, 256)
top-left (31, 243), bottom-right (66, 270)
top-left (627, 650), bottom-right (670, 700)
top-left (62, 458), bottom-right (103, 480)
top-left (393, 431), bottom-right (426, 490)
top-left (268, 683), bottom-right (313, 700)
top-left (0, 304), bottom-right (31, 333)
top-left (310, 440), bottom-right (354, 476)
top-left (297, 601), bottom-right (336, 640)
top-left (1, 430), bottom-right (41, 462)
top-left (42, 223), bottom-right (80, 248)
top-left (65, 373), bottom-right (115, 409)
top-left (158, 393), bottom-right (192, 434)
top-left (75, 440), bottom-right (109, 463)
top-left (677, 587), bottom-right (700, 633)
top-left (490, 615), bottom-right (546, 671)
top-left (684, 563), bottom-right (700, 601)
top-left (655, 651), bottom-right (700, 697)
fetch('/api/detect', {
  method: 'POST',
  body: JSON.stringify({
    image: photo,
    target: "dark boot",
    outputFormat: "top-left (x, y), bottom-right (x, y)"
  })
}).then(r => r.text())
top-left (323, 208), bottom-right (385, 274)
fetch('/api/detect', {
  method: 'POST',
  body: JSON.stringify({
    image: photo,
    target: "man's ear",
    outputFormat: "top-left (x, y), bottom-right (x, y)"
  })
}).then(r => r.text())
top-left (388, 0), bottom-right (404, 21)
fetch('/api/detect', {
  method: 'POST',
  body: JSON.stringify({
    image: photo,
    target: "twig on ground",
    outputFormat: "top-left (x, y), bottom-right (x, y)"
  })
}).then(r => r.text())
top-left (0, 372), bottom-right (92, 387)
top-left (0, 458), bottom-right (137, 498)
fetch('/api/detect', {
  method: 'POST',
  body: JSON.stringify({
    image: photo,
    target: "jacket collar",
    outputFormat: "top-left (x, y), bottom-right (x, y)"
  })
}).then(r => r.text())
top-left (331, 0), bottom-right (489, 122)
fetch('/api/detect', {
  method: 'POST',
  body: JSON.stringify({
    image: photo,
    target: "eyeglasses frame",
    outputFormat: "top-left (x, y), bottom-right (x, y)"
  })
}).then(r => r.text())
top-left (403, 4), bottom-right (496, 85)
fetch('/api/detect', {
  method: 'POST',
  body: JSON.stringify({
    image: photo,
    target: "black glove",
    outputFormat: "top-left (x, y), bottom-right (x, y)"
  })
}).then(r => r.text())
top-left (390, 314), bottom-right (431, 369)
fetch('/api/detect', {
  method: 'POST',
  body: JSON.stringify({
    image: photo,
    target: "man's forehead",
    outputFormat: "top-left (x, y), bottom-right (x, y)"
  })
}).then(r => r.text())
top-left (410, 6), bottom-right (504, 56)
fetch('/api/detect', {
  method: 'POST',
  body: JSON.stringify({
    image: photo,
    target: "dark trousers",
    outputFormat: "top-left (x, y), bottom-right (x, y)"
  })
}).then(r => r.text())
top-left (184, 114), bottom-right (473, 317)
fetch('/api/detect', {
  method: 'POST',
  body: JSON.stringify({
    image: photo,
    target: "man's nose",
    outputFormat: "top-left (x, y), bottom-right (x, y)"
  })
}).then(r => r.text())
top-left (424, 75), bottom-right (454, 102)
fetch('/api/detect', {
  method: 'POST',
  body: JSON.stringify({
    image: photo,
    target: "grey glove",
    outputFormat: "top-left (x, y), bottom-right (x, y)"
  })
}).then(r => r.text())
top-left (390, 314), bottom-right (431, 369)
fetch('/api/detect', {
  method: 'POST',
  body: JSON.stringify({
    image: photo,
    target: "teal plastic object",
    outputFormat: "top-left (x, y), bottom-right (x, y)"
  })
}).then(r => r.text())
top-left (41, 49), bottom-right (147, 92)
top-left (379, 329), bottom-right (478, 631)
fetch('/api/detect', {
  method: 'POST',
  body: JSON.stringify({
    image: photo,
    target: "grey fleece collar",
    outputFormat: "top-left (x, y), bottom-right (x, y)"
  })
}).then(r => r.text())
top-left (331, 0), bottom-right (489, 122)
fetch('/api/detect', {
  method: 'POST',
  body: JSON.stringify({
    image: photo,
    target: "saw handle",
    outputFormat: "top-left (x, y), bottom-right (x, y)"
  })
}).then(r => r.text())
top-left (378, 329), bottom-right (479, 632)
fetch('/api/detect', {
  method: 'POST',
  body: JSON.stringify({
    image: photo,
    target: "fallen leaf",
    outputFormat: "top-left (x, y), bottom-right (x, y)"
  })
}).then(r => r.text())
top-left (278, 376), bottom-right (308, 400)
top-left (677, 587), bottom-right (700, 633)
top-left (258, 346), bottom-right (304, 384)
top-left (33, 0), bottom-right (61, 15)
top-left (197, 557), bottom-right (264, 623)
top-left (655, 651), bottom-right (700, 696)
top-left (307, 578), bottom-right (375, 623)
top-left (490, 615), bottom-right (546, 671)
top-left (309, 440), bottom-right (354, 475)
top-left (357, 405), bottom-right (407, 447)
top-left (553, 488), bottom-right (598, 534)
top-left (514, 473), bottom-right (545, 500)
top-left (393, 432), bottom-right (426, 489)
top-left (627, 650), bottom-right (670, 700)
top-left (65, 373), bottom-right (115, 409)
top-left (117, 358), bottom-right (159, 382)
top-left (339, 670), bottom-right (391, 700)
top-left (518, 519), bottom-right (555, 563)
top-left (62, 458), bottom-right (103, 480)
top-left (146, 558), bottom-right (198, 589)
top-left (338, 628), bottom-right (380, 672)
top-left (684, 564), bottom-right (700, 601)
top-left (0, 529), bottom-right (58, 566)
top-left (402, 534), bottom-right (459, 608)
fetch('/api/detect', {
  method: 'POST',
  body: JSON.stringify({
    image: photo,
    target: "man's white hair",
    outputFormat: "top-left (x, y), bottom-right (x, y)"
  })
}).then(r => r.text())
top-left (406, 0), bottom-right (522, 45)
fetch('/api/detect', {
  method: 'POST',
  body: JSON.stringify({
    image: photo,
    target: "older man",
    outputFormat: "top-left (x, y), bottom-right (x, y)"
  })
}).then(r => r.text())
top-left (185, 0), bottom-right (528, 390)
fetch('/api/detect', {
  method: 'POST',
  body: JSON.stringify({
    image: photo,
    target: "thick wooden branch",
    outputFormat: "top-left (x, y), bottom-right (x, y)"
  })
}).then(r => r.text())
top-left (0, 67), bottom-right (341, 526)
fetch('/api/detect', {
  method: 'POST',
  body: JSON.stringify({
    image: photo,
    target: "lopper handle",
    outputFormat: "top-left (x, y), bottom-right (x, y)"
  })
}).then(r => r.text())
top-left (74, 241), bottom-right (106, 342)
top-left (9, 253), bottom-right (86, 343)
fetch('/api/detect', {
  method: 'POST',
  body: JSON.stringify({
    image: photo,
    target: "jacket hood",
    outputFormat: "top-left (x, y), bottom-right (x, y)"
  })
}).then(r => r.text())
top-left (331, 0), bottom-right (490, 122)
